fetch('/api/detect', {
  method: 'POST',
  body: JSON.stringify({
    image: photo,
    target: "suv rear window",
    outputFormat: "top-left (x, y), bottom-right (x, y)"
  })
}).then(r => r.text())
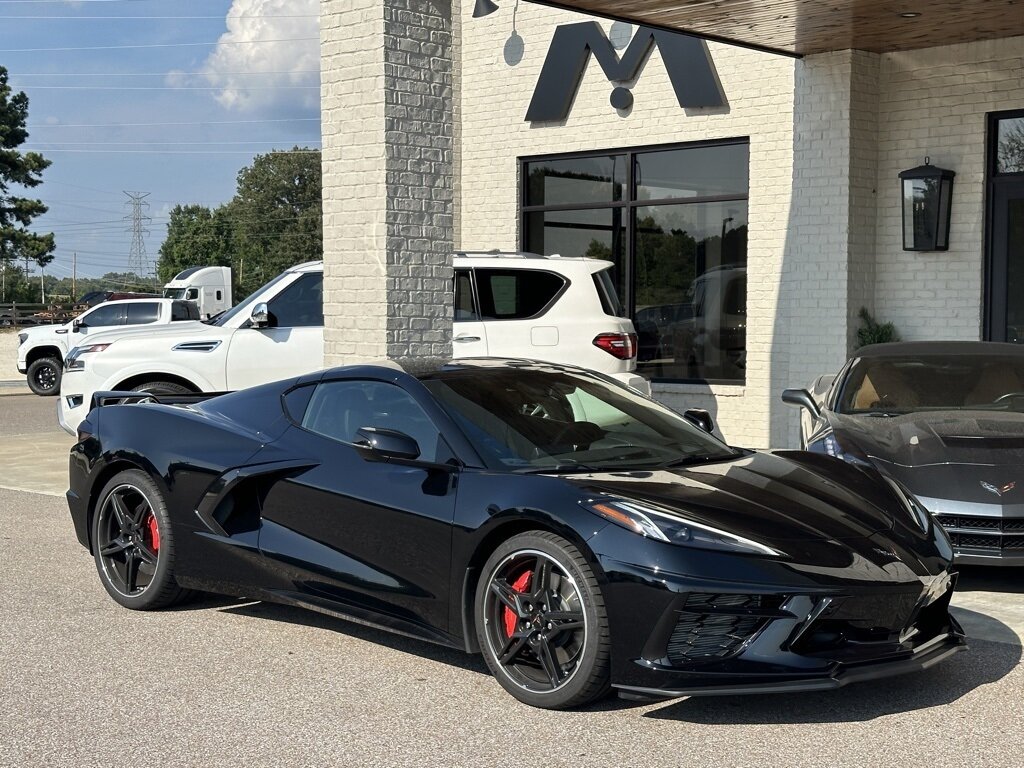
top-left (593, 268), bottom-right (626, 318)
top-left (475, 269), bottom-right (566, 320)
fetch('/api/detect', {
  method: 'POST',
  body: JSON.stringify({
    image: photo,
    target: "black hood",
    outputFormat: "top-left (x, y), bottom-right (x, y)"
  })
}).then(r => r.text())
top-left (832, 409), bottom-right (1024, 468)
top-left (561, 451), bottom-right (897, 546)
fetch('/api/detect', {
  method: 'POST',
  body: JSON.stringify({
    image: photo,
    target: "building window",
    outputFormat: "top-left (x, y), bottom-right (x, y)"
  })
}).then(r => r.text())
top-left (522, 140), bottom-right (750, 383)
top-left (986, 110), bottom-right (1024, 344)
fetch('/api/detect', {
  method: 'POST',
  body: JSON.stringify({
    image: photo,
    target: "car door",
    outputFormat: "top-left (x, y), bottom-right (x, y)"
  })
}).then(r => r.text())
top-left (452, 268), bottom-right (489, 356)
top-left (73, 302), bottom-right (126, 339)
top-left (473, 267), bottom-right (567, 359)
top-left (224, 272), bottom-right (325, 390)
top-left (256, 375), bottom-right (458, 637)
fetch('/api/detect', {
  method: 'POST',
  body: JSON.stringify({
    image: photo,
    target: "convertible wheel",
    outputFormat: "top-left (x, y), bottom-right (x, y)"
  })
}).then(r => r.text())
top-left (476, 531), bottom-right (610, 709)
top-left (26, 357), bottom-right (62, 396)
top-left (92, 469), bottom-right (189, 610)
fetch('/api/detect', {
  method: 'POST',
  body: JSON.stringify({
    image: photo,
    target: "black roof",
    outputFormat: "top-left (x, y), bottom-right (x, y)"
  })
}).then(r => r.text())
top-left (854, 341), bottom-right (1024, 358)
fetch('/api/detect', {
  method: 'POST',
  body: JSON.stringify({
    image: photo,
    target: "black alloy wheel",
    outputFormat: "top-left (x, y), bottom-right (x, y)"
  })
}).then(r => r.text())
top-left (92, 469), bottom-right (189, 610)
top-left (476, 531), bottom-right (610, 709)
top-left (26, 357), bottom-right (61, 396)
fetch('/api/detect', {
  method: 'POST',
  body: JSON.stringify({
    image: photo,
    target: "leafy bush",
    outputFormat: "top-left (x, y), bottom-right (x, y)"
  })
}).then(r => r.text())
top-left (856, 307), bottom-right (900, 348)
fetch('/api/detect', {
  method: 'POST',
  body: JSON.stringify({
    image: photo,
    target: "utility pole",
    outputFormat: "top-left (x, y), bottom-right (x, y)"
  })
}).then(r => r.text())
top-left (72, 252), bottom-right (77, 300)
top-left (40, 266), bottom-right (45, 305)
top-left (124, 191), bottom-right (152, 283)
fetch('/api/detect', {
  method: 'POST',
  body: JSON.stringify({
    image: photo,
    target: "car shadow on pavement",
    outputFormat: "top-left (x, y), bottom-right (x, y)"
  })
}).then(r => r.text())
top-left (219, 599), bottom-right (493, 677)
top-left (956, 566), bottom-right (1024, 594)
top-left (644, 630), bottom-right (1021, 724)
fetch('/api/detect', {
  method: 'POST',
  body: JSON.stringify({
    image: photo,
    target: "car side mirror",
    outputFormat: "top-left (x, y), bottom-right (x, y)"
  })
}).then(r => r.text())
top-left (250, 302), bottom-right (271, 329)
top-left (782, 388), bottom-right (822, 419)
top-left (354, 427), bottom-right (421, 462)
top-left (683, 408), bottom-right (715, 434)
top-left (72, 318), bottom-right (84, 332)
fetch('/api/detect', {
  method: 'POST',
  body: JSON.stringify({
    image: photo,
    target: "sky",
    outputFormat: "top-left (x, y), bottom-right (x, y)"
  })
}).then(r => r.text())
top-left (0, 0), bottom-right (321, 284)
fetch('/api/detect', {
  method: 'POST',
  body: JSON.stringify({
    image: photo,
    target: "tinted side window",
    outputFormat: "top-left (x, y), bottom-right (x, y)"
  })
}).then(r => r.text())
top-left (171, 301), bottom-right (200, 321)
top-left (455, 270), bottom-right (478, 321)
top-left (268, 273), bottom-right (324, 328)
top-left (301, 380), bottom-right (442, 463)
top-left (475, 269), bottom-right (565, 320)
top-left (126, 303), bottom-right (160, 325)
top-left (83, 304), bottom-right (125, 327)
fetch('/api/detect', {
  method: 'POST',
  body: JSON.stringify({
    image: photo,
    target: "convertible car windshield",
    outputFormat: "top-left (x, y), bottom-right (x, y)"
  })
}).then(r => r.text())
top-left (839, 354), bottom-right (1024, 414)
top-left (422, 368), bottom-right (738, 471)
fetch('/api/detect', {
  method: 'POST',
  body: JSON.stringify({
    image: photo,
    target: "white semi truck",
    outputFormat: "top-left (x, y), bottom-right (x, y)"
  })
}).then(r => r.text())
top-left (163, 266), bottom-right (232, 320)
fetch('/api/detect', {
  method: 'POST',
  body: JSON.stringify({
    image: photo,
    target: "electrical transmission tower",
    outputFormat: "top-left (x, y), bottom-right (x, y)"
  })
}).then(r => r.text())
top-left (124, 191), bottom-right (152, 281)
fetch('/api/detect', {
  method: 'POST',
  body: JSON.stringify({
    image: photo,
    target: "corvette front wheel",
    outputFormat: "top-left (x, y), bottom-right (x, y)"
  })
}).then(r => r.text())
top-left (475, 531), bottom-right (610, 709)
top-left (92, 469), bottom-right (189, 610)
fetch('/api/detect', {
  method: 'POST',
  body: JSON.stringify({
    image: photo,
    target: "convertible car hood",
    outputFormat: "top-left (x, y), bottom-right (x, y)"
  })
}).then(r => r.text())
top-left (833, 409), bottom-right (1024, 467)
top-left (562, 451), bottom-right (895, 545)
top-left (833, 410), bottom-right (1024, 512)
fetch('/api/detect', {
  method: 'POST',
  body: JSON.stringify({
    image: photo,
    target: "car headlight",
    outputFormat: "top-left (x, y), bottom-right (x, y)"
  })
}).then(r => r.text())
top-left (18, 333), bottom-right (28, 346)
top-left (811, 432), bottom-right (872, 467)
top-left (65, 343), bottom-right (111, 371)
top-left (583, 496), bottom-right (784, 557)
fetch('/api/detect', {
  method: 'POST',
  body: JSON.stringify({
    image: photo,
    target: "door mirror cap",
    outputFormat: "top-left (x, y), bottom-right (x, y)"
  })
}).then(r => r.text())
top-left (355, 427), bottom-right (421, 462)
top-left (683, 408), bottom-right (715, 434)
top-left (782, 388), bottom-right (822, 419)
top-left (250, 302), bottom-right (271, 329)
top-left (72, 318), bottom-right (84, 332)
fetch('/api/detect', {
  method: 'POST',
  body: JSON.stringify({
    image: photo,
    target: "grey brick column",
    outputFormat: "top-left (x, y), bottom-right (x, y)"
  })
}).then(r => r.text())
top-left (321, 0), bottom-right (455, 365)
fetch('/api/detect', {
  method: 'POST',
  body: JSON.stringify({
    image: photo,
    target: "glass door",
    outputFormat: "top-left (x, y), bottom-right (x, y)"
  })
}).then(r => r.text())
top-left (986, 110), bottom-right (1024, 342)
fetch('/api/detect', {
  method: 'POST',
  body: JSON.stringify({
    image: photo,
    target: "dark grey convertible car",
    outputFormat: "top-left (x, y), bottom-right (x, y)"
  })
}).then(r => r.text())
top-left (784, 341), bottom-right (1024, 565)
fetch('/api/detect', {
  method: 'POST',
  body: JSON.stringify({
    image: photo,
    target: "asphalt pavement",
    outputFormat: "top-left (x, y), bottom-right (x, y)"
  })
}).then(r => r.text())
top-left (0, 394), bottom-right (1022, 766)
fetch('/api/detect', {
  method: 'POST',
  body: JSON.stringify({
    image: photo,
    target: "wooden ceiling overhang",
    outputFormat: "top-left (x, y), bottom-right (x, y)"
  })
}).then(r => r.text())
top-left (527, 1), bottom-right (1024, 57)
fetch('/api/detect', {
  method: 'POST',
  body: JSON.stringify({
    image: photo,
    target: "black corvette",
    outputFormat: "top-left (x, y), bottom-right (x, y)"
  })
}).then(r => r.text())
top-left (68, 358), bottom-right (964, 709)
top-left (784, 341), bottom-right (1024, 566)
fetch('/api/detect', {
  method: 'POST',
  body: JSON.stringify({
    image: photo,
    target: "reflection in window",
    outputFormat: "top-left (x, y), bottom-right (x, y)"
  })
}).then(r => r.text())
top-left (522, 141), bottom-right (749, 383)
top-left (996, 117), bottom-right (1024, 174)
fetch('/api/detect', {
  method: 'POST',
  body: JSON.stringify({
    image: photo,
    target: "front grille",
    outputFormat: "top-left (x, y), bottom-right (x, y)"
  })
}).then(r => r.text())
top-left (934, 514), bottom-right (1024, 555)
top-left (666, 594), bottom-right (774, 666)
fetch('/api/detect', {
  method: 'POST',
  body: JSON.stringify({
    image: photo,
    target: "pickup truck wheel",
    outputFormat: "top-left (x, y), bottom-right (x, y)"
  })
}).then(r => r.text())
top-left (27, 357), bottom-right (62, 396)
top-left (130, 381), bottom-right (192, 397)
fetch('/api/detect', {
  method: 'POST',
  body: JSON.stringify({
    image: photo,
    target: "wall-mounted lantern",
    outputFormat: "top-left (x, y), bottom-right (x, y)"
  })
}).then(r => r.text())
top-left (899, 158), bottom-right (955, 251)
top-left (473, 0), bottom-right (499, 17)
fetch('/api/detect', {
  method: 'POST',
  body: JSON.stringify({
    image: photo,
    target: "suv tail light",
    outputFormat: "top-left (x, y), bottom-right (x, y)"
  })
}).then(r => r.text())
top-left (593, 332), bottom-right (637, 360)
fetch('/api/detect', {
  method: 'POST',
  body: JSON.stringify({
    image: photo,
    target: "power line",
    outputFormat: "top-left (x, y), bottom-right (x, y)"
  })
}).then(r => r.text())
top-left (0, 15), bottom-right (317, 19)
top-left (28, 140), bottom-right (321, 146)
top-left (30, 117), bottom-right (319, 129)
top-left (0, 37), bottom-right (318, 52)
top-left (28, 148), bottom-right (323, 154)
top-left (15, 70), bottom-right (319, 77)
top-left (18, 85), bottom-right (319, 90)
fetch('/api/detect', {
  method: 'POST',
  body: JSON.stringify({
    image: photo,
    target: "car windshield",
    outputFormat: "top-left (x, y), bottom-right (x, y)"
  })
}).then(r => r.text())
top-left (839, 354), bottom-right (1024, 414)
top-left (210, 271), bottom-right (294, 327)
top-left (422, 367), bottom-right (739, 472)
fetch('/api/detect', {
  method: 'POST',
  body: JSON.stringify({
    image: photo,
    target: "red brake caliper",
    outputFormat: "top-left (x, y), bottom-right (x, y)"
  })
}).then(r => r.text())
top-left (145, 513), bottom-right (160, 553)
top-left (503, 569), bottom-right (532, 637)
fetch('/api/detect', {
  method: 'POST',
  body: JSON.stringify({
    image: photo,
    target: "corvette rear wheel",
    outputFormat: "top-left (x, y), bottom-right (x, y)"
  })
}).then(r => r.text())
top-left (92, 469), bottom-right (189, 610)
top-left (476, 531), bottom-right (610, 709)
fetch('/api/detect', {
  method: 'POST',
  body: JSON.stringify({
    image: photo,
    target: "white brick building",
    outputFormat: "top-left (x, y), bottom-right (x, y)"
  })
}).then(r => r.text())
top-left (321, 1), bottom-right (1024, 449)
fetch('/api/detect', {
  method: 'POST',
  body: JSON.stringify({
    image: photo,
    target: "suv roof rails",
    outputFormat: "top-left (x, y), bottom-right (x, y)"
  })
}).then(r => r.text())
top-left (455, 250), bottom-right (555, 259)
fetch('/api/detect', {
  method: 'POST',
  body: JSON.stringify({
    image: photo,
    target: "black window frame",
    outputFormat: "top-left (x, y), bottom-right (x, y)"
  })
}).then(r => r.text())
top-left (521, 138), bottom-right (750, 385)
top-left (984, 108), bottom-right (1024, 343)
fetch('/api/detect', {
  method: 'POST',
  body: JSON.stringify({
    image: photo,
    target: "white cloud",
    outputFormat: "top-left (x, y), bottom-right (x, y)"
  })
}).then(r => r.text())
top-left (196, 0), bottom-right (319, 115)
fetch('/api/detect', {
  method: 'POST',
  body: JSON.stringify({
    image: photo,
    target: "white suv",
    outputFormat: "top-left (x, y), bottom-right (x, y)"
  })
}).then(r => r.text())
top-left (58, 254), bottom-right (646, 434)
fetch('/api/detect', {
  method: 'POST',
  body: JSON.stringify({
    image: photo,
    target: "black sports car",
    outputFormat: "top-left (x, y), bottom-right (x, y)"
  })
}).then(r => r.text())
top-left (68, 358), bottom-right (964, 709)
top-left (784, 341), bottom-right (1024, 566)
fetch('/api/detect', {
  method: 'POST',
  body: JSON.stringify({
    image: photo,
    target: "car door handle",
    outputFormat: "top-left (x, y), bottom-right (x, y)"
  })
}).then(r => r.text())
top-left (454, 335), bottom-right (481, 343)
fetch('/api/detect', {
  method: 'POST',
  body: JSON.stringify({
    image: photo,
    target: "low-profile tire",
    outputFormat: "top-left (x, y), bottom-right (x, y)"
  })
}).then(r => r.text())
top-left (92, 469), bottom-right (189, 610)
top-left (475, 531), bottom-right (611, 709)
top-left (26, 357), bottom-right (62, 396)
top-left (130, 380), bottom-right (192, 397)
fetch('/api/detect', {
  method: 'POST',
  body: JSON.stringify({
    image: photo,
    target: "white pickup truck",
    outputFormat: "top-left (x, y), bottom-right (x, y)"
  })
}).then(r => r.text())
top-left (17, 298), bottom-right (200, 395)
top-left (58, 255), bottom-right (647, 434)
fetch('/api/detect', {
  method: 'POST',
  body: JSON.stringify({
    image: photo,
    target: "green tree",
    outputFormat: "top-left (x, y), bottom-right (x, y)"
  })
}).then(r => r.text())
top-left (157, 204), bottom-right (233, 284)
top-left (0, 66), bottom-right (54, 272)
top-left (227, 148), bottom-right (322, 298)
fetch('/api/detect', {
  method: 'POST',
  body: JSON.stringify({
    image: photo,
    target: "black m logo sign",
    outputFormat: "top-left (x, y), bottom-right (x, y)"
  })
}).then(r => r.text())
top-left (526, 22), bottom-right (726, 123)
